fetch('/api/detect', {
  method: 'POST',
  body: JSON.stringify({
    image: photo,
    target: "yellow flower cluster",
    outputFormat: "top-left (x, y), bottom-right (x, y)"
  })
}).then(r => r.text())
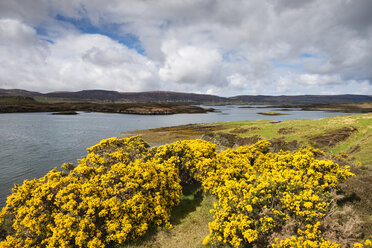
top-left (273, 225), bottom-right (372, 248)
top-left (0, 136), bottom-right (181, 248)
top-left (271, 222), bottom-right (340, 247)
top-left (0, 137), bottom-right (368, 247)
top-left (181, 140), bottom-right (355, 247)
top-left (150, 139), bottom-right (217, 185)
top-left (354, 240), bottom-right (372, 248)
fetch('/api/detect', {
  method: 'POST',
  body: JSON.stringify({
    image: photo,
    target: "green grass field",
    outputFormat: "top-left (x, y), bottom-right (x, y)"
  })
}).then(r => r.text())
top-left (121, 113), bottom-right (372, 247)
top-left (0, 96), bottom-right (36, 104)
top-left (214, 113), bottom-right (372, 166)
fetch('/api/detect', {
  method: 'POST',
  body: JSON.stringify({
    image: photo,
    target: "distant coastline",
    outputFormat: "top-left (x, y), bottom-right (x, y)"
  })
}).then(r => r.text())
top-left (1, 89), bottom-right (372, 114)
top-left (1, 88), bottom-right (372, 105)
top-left (0, 96), bottom-right (214, 115)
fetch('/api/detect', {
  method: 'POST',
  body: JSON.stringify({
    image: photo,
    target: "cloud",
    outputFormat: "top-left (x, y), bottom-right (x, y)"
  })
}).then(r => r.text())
top-left (0, 18), bottom-right (159, 92)
top-left (159, 39), bottom-right (222, 85)
top-left (297, 74), bottom-right (343, 86)
top-left (0, 0), bottom-right (372, 95)
top-left (227, 73), bottom-right (248, 89)
top-left (48, 34), bottom-right (160, 92)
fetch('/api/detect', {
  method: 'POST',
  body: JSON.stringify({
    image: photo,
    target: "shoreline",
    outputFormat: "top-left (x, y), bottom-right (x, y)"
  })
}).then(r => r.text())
top-left (0, 101), bottom-right (214, 115)
top-left (264, 102), bottom-right (372, 113)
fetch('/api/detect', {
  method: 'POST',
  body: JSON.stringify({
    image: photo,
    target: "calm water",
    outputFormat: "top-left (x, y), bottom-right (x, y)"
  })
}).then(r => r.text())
top-left (0, 106), bottom-right (350, 206)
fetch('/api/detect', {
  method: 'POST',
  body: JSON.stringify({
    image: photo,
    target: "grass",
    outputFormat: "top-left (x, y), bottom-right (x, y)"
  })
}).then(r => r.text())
top-left (121, 184), bottom-right (223, 248)
top-left (213, 113), bottom-right (372, 166)
top-left (125, 113), bottom-right (372, 166)
top-left (33, 96), bottom-right (80, 103)
top-left (302, 102), bottom-right (372, 113)
top-left (0, 96), bottom-right (36, 104)
top-left (120, 113), bottom-right (372, 247)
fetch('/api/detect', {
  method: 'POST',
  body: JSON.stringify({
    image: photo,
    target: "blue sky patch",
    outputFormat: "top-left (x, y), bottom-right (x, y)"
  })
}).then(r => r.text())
top-left (270, 58), bottom-right (304, 72)
top-left (55, 15), bottom-right (146, 55)
top-left (41, 38), bottom-right (55, 44)
top-left (299, 53), bottom-right (316, 58)
top-left (35, 27), bottom-right (55, 44)
top-left (223, 50), bottom-right (248, 63)
top-left (35, 26), bottom-right (48, 36)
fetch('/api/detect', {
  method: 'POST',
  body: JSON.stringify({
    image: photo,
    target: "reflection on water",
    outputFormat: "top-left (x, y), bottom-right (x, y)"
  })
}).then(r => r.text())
top-left (0, 106), bottom-right (350, 206)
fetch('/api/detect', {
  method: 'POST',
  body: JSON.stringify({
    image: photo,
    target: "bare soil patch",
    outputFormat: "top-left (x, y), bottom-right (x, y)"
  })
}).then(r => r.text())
top-left (347, 145), bottom-right (362, 154)
top-left (307, 127), bottom-right (358, 148)
top-left (202, 132), bottom-right (261, 148)
top-left (123, 124), bottom-right (226, 145)
top-left (230, 126), bottom-right (261, 134)
top-left (268, 137), bottom-right (299, 152)
top-left (277, 127), bottom-right (295, 135)
top-left (336, 166), bottom-right (372, 238)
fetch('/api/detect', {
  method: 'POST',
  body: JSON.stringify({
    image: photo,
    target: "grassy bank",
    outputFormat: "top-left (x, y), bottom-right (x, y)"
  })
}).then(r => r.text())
top-left (213, 113), bottom-right (372, 166)
top-left (121, 113), bottom-right (372, 247)
top-left (267, 102), bottom-right (372, 113)
top-left (125, 113), bottom-right (372, 166)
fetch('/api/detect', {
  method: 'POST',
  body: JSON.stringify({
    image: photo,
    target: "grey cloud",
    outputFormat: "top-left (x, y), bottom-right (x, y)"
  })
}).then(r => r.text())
top-left (0, 0), bottom-right (372, 95)
top-left (0, 0), bottom-right (49, 25)
top-left (333, 0), bottom-right (372, 34)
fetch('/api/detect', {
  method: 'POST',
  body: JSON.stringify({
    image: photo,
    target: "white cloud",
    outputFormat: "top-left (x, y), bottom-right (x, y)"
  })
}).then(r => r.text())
top-left (0, 0), bottom-right (372, 95)
top-left (159, 39), bottom-right (222, 85)
top-left (0, 18), bottom-right (37, 45)
top-left (0, 19), bottom-right (159, 92)
top-left (226, 73), bottom-right (247, 89)
top-left (297, 74), bottom-right (343, 86)
top-left (275, 72), bottom-right (371, 95)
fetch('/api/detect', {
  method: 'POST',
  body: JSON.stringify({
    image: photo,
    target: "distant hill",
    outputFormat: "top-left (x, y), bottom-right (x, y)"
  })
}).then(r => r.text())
top-left (0, 96), bottom-right (37, 104)
top-left (118, 91), bottom-right (224, 103)
top-left (0, 89), bottom-right (42, 97)
top-left (45, 90), bottom-right (224, 103)
top-left (45, 90), bottom-right (125, 101)
top-left (1, 88), bottom-right (372, 105)
top-left (229, 94), bottom-right (372, 105)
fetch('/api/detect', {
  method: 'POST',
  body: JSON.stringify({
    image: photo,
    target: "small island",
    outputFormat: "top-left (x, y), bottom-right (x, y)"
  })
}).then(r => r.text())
top-left (52, 111), bottom-right (78, 115)
top-left (257, 111), bottom-right (288, 116)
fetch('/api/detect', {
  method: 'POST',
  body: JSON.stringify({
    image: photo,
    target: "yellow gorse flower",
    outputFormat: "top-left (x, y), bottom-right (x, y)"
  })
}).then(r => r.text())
top-left (0, 136), bottom-right (367, 248)
top-left (0, 136), bottom-right (181, 247)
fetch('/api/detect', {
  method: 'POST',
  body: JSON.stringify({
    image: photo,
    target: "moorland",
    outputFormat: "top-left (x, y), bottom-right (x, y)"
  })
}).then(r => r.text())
top-left (121, 113), bottom-right (372, 247)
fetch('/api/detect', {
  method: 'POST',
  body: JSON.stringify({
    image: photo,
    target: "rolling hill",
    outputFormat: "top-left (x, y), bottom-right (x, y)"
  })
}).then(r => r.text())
top-left (1, 88), bottom-right (371, 105)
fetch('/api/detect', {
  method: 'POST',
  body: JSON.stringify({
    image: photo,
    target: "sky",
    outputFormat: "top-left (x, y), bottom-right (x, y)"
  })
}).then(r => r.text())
top-left (0, 0), bottom-right (372, 96)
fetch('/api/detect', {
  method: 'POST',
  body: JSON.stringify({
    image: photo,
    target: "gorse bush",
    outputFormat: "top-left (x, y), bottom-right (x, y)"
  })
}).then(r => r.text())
top-left (0, 136), bottom-right (182, 247)
top-left (191, 141), bottom-right (355, 247)
top-left (149, 139), bottom-right (217, 185)
top-left (0, 136), bottom-right (370, 247)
